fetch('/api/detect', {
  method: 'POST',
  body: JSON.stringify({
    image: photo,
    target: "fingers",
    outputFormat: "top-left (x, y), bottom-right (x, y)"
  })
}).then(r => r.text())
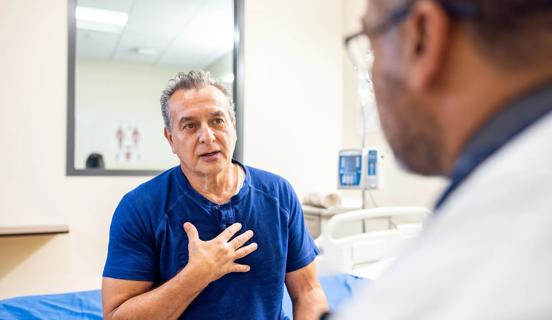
top-left (229, 230), bottom-right (255, 250)
top-left (230, 263), bottom-right (251, 273)
top-left (183, 222), bottom-right (199, 242)
top-left (234, 242), bottom-right (258, 260)
top-left (216, 223), bottom-right (242, 242)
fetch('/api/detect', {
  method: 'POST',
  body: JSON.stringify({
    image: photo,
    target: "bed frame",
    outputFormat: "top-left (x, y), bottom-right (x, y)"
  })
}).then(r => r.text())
top-left (316, 207), bottom-right (431, 279)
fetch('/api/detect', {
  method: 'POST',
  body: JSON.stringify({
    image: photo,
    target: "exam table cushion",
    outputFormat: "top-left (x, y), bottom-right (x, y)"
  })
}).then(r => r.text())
top-left (0, 274), bottom-right (368, 319)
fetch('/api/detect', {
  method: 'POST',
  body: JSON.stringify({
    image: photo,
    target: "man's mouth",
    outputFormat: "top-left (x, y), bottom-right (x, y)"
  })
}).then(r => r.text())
top-left (200, 151), bottom-right (220, 157)
top-left (199, 151), bottom-right (221, 160)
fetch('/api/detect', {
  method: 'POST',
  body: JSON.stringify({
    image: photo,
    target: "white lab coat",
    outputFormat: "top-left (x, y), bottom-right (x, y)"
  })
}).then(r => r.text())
top-left (338, 112), bottom-right (552, 319)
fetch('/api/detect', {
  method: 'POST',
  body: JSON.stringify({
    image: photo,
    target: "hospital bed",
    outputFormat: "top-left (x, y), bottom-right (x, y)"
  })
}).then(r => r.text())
top-left (316, 206), bottom-right (430, 279)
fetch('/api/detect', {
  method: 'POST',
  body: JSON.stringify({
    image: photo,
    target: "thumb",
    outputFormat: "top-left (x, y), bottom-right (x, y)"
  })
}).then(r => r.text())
top-left (183, 222), bottom-right (199, 241)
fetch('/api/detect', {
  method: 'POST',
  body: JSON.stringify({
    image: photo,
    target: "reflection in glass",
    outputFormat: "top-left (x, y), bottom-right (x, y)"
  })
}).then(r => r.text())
top-left (73, 0), bottom-right (235, 171)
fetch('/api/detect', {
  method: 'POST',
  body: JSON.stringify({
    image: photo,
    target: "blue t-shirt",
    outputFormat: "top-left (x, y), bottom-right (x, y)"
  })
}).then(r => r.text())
top-left (103, 162), bottom-right (319, 319)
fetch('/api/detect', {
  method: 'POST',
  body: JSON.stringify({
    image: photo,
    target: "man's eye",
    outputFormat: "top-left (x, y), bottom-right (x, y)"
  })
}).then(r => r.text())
top-left (183, 123), bottom-right (195, 130)
top-left (213, 118), bottom-right (225, 126)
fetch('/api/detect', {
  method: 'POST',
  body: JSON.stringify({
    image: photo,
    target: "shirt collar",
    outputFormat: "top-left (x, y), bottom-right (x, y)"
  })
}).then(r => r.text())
top-left (175, 160), bottom-right (250, 209)
top-left (435, 81), bottom-right (552, 210)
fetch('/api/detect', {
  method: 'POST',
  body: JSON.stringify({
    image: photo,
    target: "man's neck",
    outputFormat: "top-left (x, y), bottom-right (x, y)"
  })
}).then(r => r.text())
top-left (184, 163), bottom-right (241, 204)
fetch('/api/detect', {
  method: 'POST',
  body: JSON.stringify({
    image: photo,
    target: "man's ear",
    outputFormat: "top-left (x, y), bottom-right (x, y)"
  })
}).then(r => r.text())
top-left (164, 127), bottom-right (176, 154)
top-left (403, 0), bottom-right (450, 94)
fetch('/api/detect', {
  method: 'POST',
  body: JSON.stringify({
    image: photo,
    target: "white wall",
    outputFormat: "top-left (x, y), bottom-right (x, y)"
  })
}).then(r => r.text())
top-left (243, 0), bottom-right (343, 196)
top-left (206, 51), bottom-right (233, 82)
top-left (205, 51), bottom-right (234, 98)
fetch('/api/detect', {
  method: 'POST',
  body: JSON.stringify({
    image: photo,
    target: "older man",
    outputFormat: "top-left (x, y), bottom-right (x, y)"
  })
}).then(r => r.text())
top-left (339, 0), bottom-right (552, 319)
top-left (102, 70), bottom-right (328, 320)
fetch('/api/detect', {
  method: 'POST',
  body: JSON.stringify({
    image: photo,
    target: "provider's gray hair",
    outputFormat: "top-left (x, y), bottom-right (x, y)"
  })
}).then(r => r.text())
top-left (160, 70), bottom-right (235, 131)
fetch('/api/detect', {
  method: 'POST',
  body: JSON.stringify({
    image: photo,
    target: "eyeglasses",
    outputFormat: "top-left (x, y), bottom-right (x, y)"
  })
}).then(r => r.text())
top-left (344, 1), bottom-right (478, 76)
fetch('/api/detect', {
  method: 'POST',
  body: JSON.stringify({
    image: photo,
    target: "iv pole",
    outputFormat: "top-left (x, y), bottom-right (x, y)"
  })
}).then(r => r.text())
top-left (360, 90), bottom-right (368, 210)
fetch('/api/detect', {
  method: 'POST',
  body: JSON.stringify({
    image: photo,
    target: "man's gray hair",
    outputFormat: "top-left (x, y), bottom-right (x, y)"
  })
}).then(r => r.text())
top-left (160, 70), bottom-right (235, 131)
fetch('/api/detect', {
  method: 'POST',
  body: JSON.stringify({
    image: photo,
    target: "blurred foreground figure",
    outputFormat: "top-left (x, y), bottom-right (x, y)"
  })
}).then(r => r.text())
top-left (339, 0), bottom-right (552, 319)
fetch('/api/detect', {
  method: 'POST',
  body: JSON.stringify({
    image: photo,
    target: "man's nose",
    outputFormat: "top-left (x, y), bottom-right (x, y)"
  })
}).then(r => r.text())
top-left (198, 123), bottom-right (216, 144)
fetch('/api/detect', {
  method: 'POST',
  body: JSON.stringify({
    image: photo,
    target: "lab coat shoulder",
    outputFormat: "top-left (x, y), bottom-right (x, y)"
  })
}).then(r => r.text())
top-left (442, 111), bottom-right (552, 219)
top-left (338, 112), bottom-right (552, 320)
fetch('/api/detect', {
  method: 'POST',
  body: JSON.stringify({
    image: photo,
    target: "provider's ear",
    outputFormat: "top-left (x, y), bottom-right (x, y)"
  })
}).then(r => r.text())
top-left (164, 127), bottom-right (176, 154)
top-left (402, 0), bottom-right (450, 94)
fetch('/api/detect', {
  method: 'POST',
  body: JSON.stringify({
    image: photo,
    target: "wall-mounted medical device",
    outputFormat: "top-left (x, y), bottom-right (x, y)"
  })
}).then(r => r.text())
top-left (338, 149), bottom-right (364, 189)
top-left (338, 148), bottom-right (381, 190)
top-left (366, 149), bottom-right (378, 189)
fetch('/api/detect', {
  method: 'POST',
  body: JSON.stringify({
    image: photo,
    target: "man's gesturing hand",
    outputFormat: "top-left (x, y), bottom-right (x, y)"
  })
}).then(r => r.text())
top-left (183, 222), bottom-right (258, 283)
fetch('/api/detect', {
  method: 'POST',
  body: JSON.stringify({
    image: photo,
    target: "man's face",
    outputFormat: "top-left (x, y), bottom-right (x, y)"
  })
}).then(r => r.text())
top-left (363, 0), bottom-right (444, 175)
top-left (164, 85), bottom-right (237, 178)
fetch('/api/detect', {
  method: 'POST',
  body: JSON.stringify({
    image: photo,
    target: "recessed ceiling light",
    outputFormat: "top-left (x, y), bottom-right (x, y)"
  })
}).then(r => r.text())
top-left (76, 6), bottom-right (128, 34)
top-left (133, 47), bottom-right (158, 56)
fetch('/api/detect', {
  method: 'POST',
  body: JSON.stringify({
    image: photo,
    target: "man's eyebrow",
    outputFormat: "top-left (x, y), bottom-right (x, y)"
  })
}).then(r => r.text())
top-left (178, 116), bottom-right (196, 124)
top-left (177, 111), bottom-right (226, 124)
top-left (211, 111), bottom-right (226, 117)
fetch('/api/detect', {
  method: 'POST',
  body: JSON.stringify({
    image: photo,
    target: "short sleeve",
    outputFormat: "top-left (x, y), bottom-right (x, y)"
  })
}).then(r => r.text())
top-left (102, 194), bottom-right (159, 281)
top-left (284, 182), bottom-right (319, 272)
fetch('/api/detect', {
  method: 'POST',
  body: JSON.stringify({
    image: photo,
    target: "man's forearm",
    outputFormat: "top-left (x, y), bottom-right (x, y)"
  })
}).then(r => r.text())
top-left (292, 286), bottom-right (329, 320)
top-left (108, 265), bottom-right (209, 320)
